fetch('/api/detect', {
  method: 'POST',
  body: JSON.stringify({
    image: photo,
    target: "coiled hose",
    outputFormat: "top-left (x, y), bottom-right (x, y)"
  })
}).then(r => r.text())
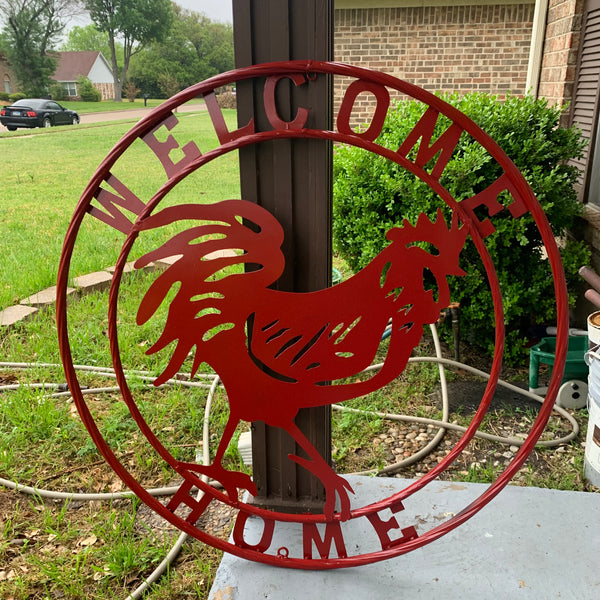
top-left (0, 323), bottom-right (580, 597)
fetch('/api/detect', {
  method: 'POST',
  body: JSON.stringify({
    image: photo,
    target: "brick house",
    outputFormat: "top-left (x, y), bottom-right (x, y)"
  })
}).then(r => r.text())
top-left (334, 1), bottom-right (535, 119)
top-left (334, 0), bottom-right (600, 275)
top-left (0, 51), bottom-right (114, 100)
top-left (53, 51), bottom-right (114, 101)
top-left (0, 52), bottom-right (17, 96)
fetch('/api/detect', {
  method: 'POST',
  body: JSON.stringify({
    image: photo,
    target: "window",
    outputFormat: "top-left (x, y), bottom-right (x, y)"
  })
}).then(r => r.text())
top-left (3, 74), bottom-right (10, 94)
top-left (61, 81), bottom-right (77, 97)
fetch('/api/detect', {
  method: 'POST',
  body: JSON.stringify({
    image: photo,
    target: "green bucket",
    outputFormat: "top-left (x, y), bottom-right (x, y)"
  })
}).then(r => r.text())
top-left (528, 336), bottom-right (589, 393)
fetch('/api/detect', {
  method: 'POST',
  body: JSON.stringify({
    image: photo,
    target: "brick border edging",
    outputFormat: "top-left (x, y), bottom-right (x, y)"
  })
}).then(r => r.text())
top-left (0, 249), bottom-right (236, 329)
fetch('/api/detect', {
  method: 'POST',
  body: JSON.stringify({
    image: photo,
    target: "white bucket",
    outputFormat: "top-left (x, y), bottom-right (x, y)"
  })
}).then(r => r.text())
top-left (587, 311), bottom-right (600, 349)
top-left (585, 351), bottom-right (600, 487)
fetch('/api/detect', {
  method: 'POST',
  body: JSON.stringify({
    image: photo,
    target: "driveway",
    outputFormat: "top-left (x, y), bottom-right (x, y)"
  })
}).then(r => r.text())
top-left (80, 102), bottom-right (206, 124)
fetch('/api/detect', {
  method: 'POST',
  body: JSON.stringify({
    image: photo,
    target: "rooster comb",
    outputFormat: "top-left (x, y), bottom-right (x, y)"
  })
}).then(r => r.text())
top-left (385, 209), bottom-right (468, 256)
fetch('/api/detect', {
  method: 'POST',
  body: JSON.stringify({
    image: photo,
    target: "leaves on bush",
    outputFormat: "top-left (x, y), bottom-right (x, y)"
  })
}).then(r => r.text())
top-left (333, 92), bottom-right (590, 364)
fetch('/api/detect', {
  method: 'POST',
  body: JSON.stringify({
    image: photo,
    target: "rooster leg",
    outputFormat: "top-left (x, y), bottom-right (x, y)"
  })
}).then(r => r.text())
top-left (286, 422), bottom-right (354, 521)
top-left (177, 416), bottom-right (257, 501)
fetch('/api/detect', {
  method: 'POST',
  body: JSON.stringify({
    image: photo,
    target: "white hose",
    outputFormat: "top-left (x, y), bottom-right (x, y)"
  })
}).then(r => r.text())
top-left (0, 327), bottom-right (582, 595)
top-left (125, 375), bottom-right (218, 600)
top-left (351, 323), bottom-right (450, 476)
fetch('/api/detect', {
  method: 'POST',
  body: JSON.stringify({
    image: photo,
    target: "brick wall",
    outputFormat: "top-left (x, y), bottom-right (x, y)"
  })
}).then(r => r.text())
top-left (538, 0), bottom-right (584, 113)
top-left (334, 3), bottom-right (535, 123)
top-left (92, 81), bottom-right (114, 101)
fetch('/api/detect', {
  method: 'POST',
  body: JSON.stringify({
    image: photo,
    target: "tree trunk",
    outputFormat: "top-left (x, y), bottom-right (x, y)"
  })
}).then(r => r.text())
top-left (108, 31), bottom-right (122, 102)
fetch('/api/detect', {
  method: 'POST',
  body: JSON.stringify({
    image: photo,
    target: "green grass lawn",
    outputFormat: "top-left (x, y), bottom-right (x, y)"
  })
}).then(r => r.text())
top-left (0, 107), bottom-right (241, 597)
top-left (1, 97), bottom-right (203, 114)
top-left (59, 97), bottom-right (205, 114)
top-left (0, 108), bottom-right (238, 310)
top-left (0, 100), bottom-right (595, 599)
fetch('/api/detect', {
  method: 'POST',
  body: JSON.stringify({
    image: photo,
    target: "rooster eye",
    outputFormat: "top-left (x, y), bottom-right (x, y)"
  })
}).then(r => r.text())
top-left (407, 241), bottom-right (440, 256)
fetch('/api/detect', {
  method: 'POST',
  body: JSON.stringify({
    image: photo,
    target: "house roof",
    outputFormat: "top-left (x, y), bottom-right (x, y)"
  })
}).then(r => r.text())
top-left (54, 51), bottom-right (110, 81)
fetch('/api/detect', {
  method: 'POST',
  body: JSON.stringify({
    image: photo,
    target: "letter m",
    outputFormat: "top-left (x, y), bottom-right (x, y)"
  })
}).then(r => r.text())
top-left (397, 106), bottom-right (463, 180)
top-left (303, 522), bottom-right (348, 560)
top-left (87, 174), bottom-right (147, 234)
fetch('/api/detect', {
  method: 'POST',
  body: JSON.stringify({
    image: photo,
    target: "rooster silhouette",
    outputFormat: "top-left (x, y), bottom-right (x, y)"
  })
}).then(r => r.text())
top-left (133, 200), bottom-right (467, 520)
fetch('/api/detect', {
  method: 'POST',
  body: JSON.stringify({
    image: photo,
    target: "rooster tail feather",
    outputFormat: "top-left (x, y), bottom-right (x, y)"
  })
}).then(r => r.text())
top-left (190, 350), bottom-right (204, 379)
top-left (136, 274), bottom-right (180, 326)
top-left (151, 340), bottom-right (192, 386)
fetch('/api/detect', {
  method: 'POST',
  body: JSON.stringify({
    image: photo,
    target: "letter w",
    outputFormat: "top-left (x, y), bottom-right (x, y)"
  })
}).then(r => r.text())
top-left (397, 107), bottom-right (463, 180)
top-left (87, 174), bottom-right (147, 234)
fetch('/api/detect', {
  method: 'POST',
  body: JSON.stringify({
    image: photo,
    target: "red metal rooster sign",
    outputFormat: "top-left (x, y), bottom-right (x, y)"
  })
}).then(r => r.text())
top-left (56, 62), bottom-right (569, 569)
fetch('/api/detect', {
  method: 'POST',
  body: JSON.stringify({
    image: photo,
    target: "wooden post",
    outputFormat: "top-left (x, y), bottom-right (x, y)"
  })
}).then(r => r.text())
top-left (232, 0), bottom-right (334, 512)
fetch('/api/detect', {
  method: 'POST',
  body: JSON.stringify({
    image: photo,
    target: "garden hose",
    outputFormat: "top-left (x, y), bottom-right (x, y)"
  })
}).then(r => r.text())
top-left (0, 324), bottom-right (582, 597)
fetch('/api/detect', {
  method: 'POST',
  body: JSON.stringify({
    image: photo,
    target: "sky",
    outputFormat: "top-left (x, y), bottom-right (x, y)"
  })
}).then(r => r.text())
top-left (178, 0), bottom-right (233, 23)
top-left (0, 2), bottom-right (233, 29)
top-left (66, 1), bottom-right (233, 29)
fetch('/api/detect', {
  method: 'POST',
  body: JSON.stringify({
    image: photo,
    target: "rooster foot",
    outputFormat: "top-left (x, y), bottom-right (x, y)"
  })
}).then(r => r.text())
top-left (324, 475), bottom-right (355, 522)
top-left (178, 461), bottom-right (257, 502)
top-left (289, 454), bottom-right (355, 521)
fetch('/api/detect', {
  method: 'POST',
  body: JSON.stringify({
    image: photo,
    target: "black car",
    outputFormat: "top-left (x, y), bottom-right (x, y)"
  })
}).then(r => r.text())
top-left (0, 99), bottom-right (80, 131)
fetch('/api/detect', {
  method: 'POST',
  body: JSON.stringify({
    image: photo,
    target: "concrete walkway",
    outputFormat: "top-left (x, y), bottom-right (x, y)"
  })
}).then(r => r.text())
top-left (209, 475), bottom-right (599, 599)
top-left (79, 101), bottom-right (206, 124)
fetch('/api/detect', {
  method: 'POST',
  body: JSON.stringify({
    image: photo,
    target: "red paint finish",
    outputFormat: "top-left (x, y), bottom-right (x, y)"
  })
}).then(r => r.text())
top-left (56, 61), bottom-right (569, 568)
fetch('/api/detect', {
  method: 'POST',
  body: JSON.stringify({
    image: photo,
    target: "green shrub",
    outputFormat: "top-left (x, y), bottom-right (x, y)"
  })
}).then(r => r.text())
top-left (77, 76), bottom-right (101, 102)
top-left (333, 92), bottom-right (590, 364)
top-left (48, 83), bottom-right (65, 101)
top-left (8, 92), bottom-right (26, 102)
top-left (124, 81), bottom-right (140, 102)
top-left (0, 92), bottom-right (9, 102)
top-left (217, 91), bottom-right (236, 109)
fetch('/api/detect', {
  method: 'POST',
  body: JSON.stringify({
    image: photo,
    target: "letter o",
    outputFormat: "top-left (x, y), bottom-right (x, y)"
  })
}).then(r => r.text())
top-left (233, 511), bottom-right (275, 553)
top-left (337, 79), bottom-right (390, 142)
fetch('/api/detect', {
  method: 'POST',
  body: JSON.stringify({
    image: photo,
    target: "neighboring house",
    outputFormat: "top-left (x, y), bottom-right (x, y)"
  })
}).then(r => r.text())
top-left (53, 51), bottom-right (114, 100)
top-left (0, 52), bottom-right (17, 95)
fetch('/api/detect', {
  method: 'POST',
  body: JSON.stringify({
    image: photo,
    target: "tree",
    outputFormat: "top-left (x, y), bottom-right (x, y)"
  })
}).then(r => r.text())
top-left (128, 5), bottom-right (233, 98)
top-left (61, 23), bottom-right (123, 66)
top-left (0, 0), bottom-right (81, 96)
top-left (84, 0), bottom-right (174, 101)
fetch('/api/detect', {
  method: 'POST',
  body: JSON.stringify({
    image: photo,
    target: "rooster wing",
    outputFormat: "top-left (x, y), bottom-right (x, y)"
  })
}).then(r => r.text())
top-left (246, 278), bottom-right (398, 386)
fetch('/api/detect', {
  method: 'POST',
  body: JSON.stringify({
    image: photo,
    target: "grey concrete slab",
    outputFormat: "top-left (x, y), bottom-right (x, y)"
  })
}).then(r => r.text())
top-left (209, 476), bottom-right (599, 600)
top-left (72, 270), bottom-right (113, 293)
top-left (0, 304), bottom-right (38, 327)
top-left (20, 285), bottom-right (76, 307)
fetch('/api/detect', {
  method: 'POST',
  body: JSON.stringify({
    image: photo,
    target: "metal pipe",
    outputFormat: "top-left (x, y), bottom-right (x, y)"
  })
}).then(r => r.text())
top-left (580, 265), bottom-right (600, 293)
top-left (449, 302), bottom-right (460, 362)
